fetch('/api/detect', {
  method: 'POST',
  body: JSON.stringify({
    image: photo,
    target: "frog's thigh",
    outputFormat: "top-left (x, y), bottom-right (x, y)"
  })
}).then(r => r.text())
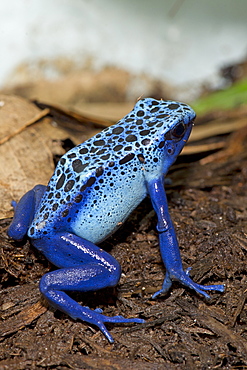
top-left (32, 232), bottom-right (121, 292)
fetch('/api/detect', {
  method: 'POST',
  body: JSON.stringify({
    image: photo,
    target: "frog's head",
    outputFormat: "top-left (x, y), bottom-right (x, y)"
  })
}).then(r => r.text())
top-left (131, 98), bottom-right (195, 176)
top-left (158, 103), bottom-right (195, 174)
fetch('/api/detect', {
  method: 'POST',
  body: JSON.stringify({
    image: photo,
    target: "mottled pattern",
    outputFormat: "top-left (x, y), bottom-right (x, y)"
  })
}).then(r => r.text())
top-left (28, 98), bottom-right (195, 243)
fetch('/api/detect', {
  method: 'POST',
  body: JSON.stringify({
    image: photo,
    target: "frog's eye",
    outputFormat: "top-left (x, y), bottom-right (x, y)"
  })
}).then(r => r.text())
top-left (171, 122), bottom-right (186, 138)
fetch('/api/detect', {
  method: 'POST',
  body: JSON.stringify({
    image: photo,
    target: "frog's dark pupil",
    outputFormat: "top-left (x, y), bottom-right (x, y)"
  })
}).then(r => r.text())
top-left (173, 122), bottom-right (185, 137)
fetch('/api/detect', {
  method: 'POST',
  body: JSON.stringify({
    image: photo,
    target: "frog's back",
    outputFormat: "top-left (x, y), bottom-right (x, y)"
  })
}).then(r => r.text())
top-left (28, 98), bottom-right (195, 243)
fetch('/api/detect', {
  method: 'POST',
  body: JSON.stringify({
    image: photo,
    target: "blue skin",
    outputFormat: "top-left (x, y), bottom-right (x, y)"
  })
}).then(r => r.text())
top-left (8, 98), bottom-right (224, 343)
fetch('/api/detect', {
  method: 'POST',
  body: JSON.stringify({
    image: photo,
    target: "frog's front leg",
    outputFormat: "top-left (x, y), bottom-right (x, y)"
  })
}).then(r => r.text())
top-left (8, 185), bottom-right (47, 241)
top-left (147, 177), bottom-right (225, 299)
top-left (32, 232), bottom-right (144, 343)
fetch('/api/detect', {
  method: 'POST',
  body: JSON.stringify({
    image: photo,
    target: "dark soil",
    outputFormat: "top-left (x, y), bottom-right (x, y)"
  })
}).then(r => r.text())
top-left (1, 121), bottom-right (247, 369)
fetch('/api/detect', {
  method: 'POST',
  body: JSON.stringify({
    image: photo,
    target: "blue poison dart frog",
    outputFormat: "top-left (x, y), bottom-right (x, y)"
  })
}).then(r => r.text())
top-left (8, 98), bottom-right (224, 343)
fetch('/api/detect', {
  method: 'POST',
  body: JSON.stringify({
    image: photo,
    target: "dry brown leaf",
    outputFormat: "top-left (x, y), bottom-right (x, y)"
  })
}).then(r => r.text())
top-left (34, 100), bottom-right (113, 128)
top-left (190, 117), bottom-right (247, 142)
top-left (182, 141), bottom-right (225, 155)
top-left (0, 96), bottom-right (71, 219)
top-left (0, 126), bottom-right (54, 219)
top-left (74, 101), bottom-right (135, 121)
top-left (0, 95), bottom-right (47, 142)
top-left (183, 105), bottom-right (247, 155)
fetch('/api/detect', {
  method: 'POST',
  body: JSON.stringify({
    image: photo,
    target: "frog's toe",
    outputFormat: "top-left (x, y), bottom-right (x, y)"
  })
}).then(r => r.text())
top-left (152, 289), bottom-right (165, 299)
top-left (97, 322), bottom-right (115, 343)
top-left (11, 200), bottom-right (17, 209)
top-left (94, 308), bottom-right (103, 313)
top-left (103, 314), bottom-right (145, 325)
top-left (152, 273), bottom-right (173, 299)
top-left (194, 282), bottom-right (225, 294)
top-left (176, 274), bottom-right (225, 299)
top-left (94, 310), bottom-right (144, 324)
top-left (185, 267), bottom-right (192, 276)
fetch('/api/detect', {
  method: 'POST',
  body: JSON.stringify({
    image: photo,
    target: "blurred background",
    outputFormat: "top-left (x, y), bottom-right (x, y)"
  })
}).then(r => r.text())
top-left (1, 0), bottom-right (247, 118)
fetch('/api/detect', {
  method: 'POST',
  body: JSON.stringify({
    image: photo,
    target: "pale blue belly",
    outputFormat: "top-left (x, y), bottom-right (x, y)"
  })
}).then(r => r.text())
top-left (71, 176), bottom-right (147, 244)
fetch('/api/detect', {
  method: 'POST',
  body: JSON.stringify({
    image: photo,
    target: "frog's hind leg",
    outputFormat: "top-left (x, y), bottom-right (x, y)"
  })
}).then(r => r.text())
top-left (8, 185), bottom-right (47, 241)
top-left (32, 232), bottom-right (144, 343)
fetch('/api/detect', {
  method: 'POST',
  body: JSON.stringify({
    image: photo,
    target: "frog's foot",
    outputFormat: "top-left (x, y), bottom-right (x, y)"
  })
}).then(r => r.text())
top-left (90, 312), bottom-right (145, 343)
top-left (152, 269), bottom-right (225, 299)
top-left (40, 286), bottom-right (144, 343)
